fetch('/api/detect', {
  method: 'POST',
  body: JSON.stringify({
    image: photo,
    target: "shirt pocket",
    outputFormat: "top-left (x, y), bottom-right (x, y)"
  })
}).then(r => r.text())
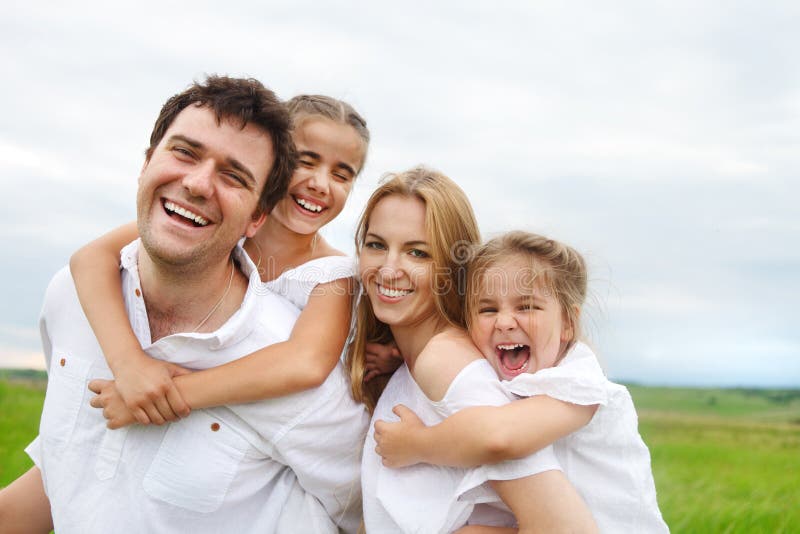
top-left (142, 411), bottom-right (250, 513)
top-left (39, 352), bottom-right (92, 445)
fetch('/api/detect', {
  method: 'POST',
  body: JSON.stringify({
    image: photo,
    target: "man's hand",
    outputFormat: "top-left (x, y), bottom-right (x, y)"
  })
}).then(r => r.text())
top-left (112, 354), bottom-right (192, 425)
top-left (373, 404), bottom-right (428, 468)
top-left (364, 341), bottom-right (402, 383)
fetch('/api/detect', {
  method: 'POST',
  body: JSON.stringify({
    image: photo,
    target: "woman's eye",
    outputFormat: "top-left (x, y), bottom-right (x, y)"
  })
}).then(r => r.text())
top-left (365, 241), bottom-right (385, 250)
top-left (408, 249), bottom-right (429, 258)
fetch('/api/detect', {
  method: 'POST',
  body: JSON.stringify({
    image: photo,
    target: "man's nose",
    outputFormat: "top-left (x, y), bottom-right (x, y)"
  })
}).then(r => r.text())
top-left (183, 160), bottom-right (215, 198)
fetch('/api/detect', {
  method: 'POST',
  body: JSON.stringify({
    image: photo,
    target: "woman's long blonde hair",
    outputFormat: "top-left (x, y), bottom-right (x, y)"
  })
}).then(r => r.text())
top-left (346, 166), bottom-right (481, 413)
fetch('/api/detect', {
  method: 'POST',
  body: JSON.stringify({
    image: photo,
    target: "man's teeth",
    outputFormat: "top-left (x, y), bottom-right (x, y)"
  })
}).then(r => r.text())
top-left (497, 343), bottom-right (525, 351)
top-left (164, 201), bottom-right (208, 226)
top-left (378, 285), bottom-right (412, 298)
top-left (295, 197), bottom-right (323, 213)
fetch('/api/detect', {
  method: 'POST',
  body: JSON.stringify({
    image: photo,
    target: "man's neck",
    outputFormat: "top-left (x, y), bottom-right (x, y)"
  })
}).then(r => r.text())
top-left (137, 248), bottom-right (248, 341)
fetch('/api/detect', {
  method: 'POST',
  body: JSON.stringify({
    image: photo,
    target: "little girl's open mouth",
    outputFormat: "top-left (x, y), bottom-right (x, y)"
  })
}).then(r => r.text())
top-left (496, 343), bottom-right (530, 378)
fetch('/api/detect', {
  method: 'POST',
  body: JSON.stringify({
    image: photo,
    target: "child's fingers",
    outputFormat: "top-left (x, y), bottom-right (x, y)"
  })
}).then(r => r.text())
top-left (133, 407), bottom-right (150, 425)
top-left (142, 404), bottom-right (166, 426)
top-left (165, 385), bottom-right (191, 418)
top-left (88, 379), bottom-right (110, 394)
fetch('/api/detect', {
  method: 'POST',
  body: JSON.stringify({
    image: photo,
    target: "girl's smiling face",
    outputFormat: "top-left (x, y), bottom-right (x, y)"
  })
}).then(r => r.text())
top-left (470, 254), bottom-right (573, 380)
top-left (358, 194), bottom-right (438, 330)
top-left (269, 116), bottom-right (364, 235)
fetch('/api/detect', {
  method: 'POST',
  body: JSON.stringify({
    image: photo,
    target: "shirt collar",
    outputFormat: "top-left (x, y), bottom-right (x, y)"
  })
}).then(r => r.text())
top-left (120, 238), bottom-right (263, 353)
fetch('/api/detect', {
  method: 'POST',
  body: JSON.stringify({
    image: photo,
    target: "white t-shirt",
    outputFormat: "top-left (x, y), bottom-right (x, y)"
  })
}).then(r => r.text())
top-left (503, 342), bottom-right (669, 533)
top-left (362, 359), bottom-right (562, 534)
top-left (27, 242), bottom-right (368, 534)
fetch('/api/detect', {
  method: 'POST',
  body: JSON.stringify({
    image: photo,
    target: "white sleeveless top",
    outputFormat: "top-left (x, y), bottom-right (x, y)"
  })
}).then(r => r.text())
top-left (362, 359), bottom-right (562, 533)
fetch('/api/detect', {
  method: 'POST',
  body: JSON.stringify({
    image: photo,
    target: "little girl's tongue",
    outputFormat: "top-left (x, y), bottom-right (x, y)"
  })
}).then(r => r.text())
top-left (499, 346), bottom-right (530, 375)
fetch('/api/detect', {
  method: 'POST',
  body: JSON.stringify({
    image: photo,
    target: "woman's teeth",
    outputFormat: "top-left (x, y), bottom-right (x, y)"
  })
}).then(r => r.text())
top-left (377, 285), bottom-right (412, 298)
top-left (164, 201), bottom-right (208, 226)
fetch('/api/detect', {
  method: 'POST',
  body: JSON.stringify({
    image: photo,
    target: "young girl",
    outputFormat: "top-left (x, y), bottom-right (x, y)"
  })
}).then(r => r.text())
top-left (373, 231), bottom-right (669, 533)
top-left (72, 94), bottom-right (382, 430)
top-left (349, 170), bottom-right (599, 533)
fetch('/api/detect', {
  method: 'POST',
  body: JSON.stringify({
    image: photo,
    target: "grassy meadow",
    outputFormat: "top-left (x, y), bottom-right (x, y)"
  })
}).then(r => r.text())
top-left (1, 370), bottom-right (798, 532)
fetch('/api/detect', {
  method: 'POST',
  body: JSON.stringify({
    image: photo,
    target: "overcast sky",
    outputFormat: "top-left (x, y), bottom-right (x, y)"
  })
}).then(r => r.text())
top-left (2, 1), bottom-right (798, 387)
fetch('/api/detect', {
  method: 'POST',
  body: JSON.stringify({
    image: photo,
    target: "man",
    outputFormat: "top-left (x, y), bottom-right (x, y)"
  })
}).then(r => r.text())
top-left (0, 76), bottom-right (368, 533)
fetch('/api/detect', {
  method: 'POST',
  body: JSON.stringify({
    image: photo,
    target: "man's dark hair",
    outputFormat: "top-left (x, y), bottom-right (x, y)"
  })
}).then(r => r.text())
top-left (146, 75), bottom-right (296, 214)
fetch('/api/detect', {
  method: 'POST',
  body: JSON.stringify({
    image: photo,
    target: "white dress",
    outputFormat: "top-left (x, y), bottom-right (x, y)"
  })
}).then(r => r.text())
top-left (362, 359), bottom-right (562, 534)
top-left (503, 342), bottom-right (669, 533)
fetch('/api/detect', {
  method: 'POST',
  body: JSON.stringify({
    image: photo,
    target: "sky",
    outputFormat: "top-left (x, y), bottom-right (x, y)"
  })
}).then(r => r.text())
top-left (1, 1), bottom-right (798, 387)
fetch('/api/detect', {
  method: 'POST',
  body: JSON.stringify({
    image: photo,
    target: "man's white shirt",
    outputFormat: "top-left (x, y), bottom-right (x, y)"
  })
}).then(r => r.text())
top-left (27, 241), bottom-right (368, 534)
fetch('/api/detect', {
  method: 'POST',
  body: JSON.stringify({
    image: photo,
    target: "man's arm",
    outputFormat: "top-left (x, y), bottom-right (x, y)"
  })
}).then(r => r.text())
top-left (0, 467), bottom-right (53, 534)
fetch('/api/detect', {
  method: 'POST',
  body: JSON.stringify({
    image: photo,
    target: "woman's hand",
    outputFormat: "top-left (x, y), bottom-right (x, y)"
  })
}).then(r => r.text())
top-left (89, 379), bottom-right (138, 429)
top-left (364, 341), bottom-right (402, 383)
top-left (113, 355), bottom-right (192, 425)
top-left (374, 404), bottom-right (428, 468)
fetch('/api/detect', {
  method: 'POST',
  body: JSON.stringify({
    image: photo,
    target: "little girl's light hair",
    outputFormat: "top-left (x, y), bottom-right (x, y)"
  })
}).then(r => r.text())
top-left (285, 94), bottom-right (370, 172)
top-left (466, 231), bottom-right (588, 354)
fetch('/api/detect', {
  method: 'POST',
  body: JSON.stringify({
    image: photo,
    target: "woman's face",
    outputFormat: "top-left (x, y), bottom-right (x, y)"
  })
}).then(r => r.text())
top-left (359, 195), bottom-right (438, 330)
top-left (269, 116), bottom-right (364, 235)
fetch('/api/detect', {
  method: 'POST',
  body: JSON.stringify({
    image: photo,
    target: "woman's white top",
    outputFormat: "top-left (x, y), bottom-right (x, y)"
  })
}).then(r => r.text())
top-left (362, 359), bottom-right (562, 534)
top-left (504, 342), bottom-right (669, 533)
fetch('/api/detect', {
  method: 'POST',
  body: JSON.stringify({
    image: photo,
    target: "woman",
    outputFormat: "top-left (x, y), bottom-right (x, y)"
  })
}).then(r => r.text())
top-left (348, 166), bottom-right (598, 533)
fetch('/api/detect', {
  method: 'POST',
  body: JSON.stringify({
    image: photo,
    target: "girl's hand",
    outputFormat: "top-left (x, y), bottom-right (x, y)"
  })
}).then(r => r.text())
top-left (364, 341), bottom-right (402, 383)
top-left (89, 379), bottom-right (138, 429)
top-left (113, 354), bottom-right (192, 425)
top-left (373, 404), bottom-right (427, 468)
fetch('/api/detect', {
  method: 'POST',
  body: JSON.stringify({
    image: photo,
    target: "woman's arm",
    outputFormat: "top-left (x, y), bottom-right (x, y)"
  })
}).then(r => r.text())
top-left (491, 471), bottom-right (598, 534)
top-left (71, 222), bottom-right (191, 425)
top-left (168, 276), bottom-right (355, 408)
top-left (375, 398), bottom-right (597, 468)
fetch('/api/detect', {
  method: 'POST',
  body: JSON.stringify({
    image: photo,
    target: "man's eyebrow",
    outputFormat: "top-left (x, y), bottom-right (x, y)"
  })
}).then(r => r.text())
top-left (168, 134), bottom-right (256, 188)
top-left (168, 134), bottom-right (203, 149)
top-left (226, 157), bottom-right (256, 188)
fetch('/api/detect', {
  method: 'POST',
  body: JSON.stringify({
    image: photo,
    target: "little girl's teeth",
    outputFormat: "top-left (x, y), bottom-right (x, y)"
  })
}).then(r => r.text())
top-left (296, 197), bottom-right (323, 212)
top-left (497, 343), bottom-right (524, 351)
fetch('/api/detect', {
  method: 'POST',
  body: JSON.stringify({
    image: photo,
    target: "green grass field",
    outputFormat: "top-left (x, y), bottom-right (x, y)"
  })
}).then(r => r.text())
top-left (1, 371), bottom-right (798, 532)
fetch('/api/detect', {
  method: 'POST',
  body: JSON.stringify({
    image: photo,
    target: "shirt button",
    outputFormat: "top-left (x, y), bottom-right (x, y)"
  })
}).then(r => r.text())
top-left (210, 423), bottom-right (220, 432)
top-left (135, 288), bottom-right (141, 297)
top-left (60, 358), bottom-right (66, 367)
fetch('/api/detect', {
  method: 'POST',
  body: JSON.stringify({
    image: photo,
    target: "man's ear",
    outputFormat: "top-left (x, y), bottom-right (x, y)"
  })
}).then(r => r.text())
top-left (243, 210), bottom-right (267, 238)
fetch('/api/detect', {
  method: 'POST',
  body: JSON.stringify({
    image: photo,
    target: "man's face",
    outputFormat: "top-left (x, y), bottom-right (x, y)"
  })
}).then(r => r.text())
top-left (136, 104), bottom-right (274, 269)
